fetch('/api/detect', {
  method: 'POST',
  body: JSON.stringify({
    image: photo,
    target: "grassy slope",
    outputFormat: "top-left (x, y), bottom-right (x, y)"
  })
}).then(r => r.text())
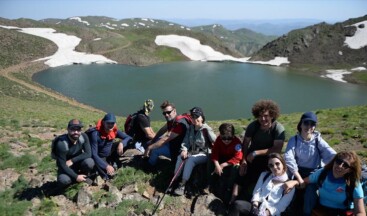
top-left (1, 67), bottom-right (366, 214)
top-left (0, 18), bottom-right (366, 214)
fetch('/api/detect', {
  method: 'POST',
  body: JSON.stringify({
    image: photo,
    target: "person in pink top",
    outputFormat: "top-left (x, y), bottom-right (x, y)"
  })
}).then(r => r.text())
top-left (211, 123), bottom-right (243, 205)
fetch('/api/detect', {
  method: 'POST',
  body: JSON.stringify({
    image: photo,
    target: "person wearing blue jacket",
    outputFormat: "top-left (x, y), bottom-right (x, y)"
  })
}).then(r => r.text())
top-left (89, 113), bottom-right (132, 180)
top-left (284, 111), bottom-right (336, 215)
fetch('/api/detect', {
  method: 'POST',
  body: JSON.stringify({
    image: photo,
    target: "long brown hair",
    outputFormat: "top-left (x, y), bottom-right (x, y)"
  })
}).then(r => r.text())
top-left (267, 152), bottom-right (287, 174)
top-left (323, 151), bottom-right (361, 188)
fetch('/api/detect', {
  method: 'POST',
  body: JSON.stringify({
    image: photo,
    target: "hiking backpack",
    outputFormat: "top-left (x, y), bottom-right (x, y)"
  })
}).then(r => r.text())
top-left (51, 134), bottom-right (85, 159)
top-left (124, 113), bottom-right (141, 137)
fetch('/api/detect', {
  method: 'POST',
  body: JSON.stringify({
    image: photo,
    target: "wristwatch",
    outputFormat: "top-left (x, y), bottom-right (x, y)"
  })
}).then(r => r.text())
top-left (251, 151), bottom-right (257, 157)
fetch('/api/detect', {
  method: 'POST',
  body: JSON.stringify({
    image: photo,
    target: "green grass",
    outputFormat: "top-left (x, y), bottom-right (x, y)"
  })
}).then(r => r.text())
top-left (112, 167), bottom-right (151, 189)
top-left (0, 60), bottom-right (367, 215)
top-left (32, 198), bottom-right (59, 216)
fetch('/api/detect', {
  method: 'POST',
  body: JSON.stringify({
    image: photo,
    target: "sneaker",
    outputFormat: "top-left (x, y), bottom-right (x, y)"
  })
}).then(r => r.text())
top-left (173, 184), bottom-right (185, 196)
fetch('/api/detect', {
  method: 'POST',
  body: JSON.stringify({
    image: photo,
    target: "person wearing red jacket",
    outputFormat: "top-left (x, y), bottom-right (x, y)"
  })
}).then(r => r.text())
top-left (211, 123), bottom-right (243, 205)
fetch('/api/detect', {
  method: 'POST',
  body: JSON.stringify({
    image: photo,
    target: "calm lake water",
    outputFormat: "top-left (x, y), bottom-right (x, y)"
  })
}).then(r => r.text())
top-left (33, 62), bottom-right (367, 121)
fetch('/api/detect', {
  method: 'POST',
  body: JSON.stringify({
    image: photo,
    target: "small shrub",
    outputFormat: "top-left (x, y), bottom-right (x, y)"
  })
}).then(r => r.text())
top-left (328, 139), bottom-right (341, 146)
top-left (0, 154), bottom-right (37, 172)
top-left (27, 137), bottom-right (45, 147)
top-left (10, 119), bottom-right (20, 129)
top-left (0, 189), bottom-right (31, 216)
top-left (32, 198), bottom-right (59, 215)
top-left (37, 155), bottom-right (56, 175)
top-left (113, 167), bottom-right (151, 189)
top-left (64, 183), bottom-right (83, 201)
top-left (320, 128), bottom-right (335, 135)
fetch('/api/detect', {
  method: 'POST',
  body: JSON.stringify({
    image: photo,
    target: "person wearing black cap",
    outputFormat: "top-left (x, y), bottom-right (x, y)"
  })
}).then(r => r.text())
top-left (173, 107), bottom-right (216, 196)
top-left (284, 111), bottom-right (336, 216)
top-left (88, 113), bottom-right (132, 180)
top-left (54, 119), bottom-right (95, 188)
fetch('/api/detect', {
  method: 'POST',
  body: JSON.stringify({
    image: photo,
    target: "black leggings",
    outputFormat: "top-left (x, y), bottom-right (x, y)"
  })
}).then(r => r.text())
top-left (228, 200), bottom-right (252, 216)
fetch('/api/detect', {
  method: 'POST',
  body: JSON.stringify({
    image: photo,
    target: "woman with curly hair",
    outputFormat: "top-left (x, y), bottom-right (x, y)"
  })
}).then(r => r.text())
top-left (231, 100), bottom-right (286, 203)
top-left (284, 151), bottom-right (366, 216)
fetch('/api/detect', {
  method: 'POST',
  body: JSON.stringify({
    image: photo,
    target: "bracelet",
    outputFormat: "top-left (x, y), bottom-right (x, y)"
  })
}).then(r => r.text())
top-left (251, 151), bottom-right (257, 157)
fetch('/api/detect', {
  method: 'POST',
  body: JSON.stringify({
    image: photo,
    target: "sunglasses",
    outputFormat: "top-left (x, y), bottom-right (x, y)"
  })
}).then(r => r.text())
top-left (335, 158), bottom-right (351, 169)
top-left (221, 136), bottom-right (233, 141)
top-left (162, 110), bottom-right (174, 116)
top-left (302, 120), bottom-right (316, 127)
top-left (268, 162), bottom-right (281, 168)
top-left (69, 127), bottom-right (82, 132)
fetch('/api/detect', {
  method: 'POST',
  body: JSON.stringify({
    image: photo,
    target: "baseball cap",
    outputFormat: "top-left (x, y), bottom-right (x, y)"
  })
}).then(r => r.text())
top-left (67, 119), bottom-right (83, 129)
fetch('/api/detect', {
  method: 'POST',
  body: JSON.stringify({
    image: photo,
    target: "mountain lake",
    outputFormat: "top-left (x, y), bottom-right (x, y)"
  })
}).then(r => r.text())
top-left (33, 61), bottom-right (367, 121)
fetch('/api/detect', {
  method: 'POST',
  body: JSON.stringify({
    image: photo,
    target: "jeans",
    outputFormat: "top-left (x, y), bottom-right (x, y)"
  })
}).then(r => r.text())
top-left (174, 153), bottom-right (207, 182)
top-left (148, 143), bottom-right (171, 166)
top-left (303, 183), bottom-right (318, 216)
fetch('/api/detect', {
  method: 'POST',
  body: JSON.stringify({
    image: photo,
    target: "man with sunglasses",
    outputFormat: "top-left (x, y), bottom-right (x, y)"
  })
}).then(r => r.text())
top-left (54, 119), bottom-right (95, 188)
top-left (144, 101), bottom-right (190, 168)
top-left (89, 113), bottom-right (132, 180)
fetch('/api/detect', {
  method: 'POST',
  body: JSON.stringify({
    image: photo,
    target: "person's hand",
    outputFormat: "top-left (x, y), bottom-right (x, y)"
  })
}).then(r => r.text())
top-left (66, 160), bottom-right (73, 167)
top-left (246, 152), bottom-right (255, 163)
top-left (229, 195), bottom-right (237, 205)
top-left (76, 174), bottom-right (86, 182)
top-left (181, 150), bottom-right (188, 159)
top-left (106, 165), bottom-right (115, 175)
top-left (117, 142), bottom-right (123, 156)
top-left (239, 160), bottom-right (247, 176)
top-left (144, 146), bottom-right (151, 158)
top-left (283, 180), bottom-right (298, 194)
top-left (249, 204), bottom-right (259, 216)
top-left (214, 165), bottom-right (223, 176)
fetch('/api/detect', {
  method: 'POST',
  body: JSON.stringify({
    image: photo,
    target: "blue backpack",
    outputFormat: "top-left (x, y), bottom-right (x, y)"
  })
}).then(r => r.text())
top-left (361, 163), bottom-right (367, 204)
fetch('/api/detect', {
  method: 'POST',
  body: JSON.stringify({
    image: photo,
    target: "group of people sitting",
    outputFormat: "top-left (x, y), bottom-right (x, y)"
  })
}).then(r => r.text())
top-left (53, 99), bottom-right (366, 216)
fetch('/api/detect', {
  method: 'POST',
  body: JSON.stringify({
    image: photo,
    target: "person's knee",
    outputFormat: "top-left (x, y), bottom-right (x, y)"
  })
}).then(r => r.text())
top-left (82, 158), bottom-right (95, 170)
top-left (58, 174), bottom-right (72, 187)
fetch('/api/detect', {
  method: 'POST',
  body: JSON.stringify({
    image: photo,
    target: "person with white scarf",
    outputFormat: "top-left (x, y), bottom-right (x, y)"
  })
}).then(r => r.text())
top-left (229, 153), bottom-right (295, 216)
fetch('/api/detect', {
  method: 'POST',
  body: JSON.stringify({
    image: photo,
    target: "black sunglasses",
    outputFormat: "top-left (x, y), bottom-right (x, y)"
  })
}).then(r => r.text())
top-left (69, 127), bottom-right (82, 132)
top-left (268, 162), bottom-right (281, 168)
top-left (162, 110), bottom-right (174, 116)
top-left (335, 158), bottom-right (351, 169)
top-left (302, 120), bottom-right (316, 127)
top-left (221, 136), bottom-right (233, 141)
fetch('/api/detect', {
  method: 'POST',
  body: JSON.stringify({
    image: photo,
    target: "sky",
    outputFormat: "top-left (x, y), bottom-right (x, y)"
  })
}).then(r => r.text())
top-left (0, 0), bottom-right (366, 22)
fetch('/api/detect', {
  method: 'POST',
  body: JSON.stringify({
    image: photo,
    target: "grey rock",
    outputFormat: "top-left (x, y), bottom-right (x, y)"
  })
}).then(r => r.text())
top-left (77, 187), bottom-right (93, 207)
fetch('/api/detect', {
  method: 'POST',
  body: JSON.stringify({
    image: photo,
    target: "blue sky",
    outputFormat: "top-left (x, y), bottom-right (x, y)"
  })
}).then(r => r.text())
top-left (0, 0), bottom-right (366, 22)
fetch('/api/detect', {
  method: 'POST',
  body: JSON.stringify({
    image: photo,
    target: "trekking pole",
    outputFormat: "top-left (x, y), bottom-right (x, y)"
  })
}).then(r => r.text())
top-left (152, 159), bottom-right (186, 215)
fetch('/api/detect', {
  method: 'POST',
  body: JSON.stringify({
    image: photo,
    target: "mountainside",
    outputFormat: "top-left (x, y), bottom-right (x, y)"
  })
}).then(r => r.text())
top-left (0, 16), bottom-right (276, 66)
top-left (250, 15), bottom-right (367, 67)
top-left (192, 24), bottom-right (276, 56)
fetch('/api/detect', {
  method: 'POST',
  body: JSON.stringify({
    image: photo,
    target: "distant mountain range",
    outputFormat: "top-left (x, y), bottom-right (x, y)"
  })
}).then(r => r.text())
top-left (168, 18), bottom-right (329, 36)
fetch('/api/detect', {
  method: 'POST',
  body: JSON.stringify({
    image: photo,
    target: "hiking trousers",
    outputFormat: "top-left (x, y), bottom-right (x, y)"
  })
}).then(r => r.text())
top-left (57, 158), bottom-right (95, 187)
top-left (174, 153), bottom-right (207, 182)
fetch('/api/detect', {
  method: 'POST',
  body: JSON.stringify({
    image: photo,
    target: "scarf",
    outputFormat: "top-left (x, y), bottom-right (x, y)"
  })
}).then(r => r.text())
top-left (271, 172), bottom-right (288, 183)
top-left (95, 119), bottom-right (118, 140)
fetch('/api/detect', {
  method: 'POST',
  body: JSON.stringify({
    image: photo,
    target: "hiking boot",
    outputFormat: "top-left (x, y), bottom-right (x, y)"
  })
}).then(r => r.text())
top-left (200, 187), bottom-right (210, 195)
top-left (174, 184), bottom-right (185, 196)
